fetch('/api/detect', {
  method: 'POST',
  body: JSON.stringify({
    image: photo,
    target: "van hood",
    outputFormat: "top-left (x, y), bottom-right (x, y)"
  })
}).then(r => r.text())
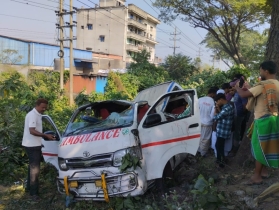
top-left (58, 127), bottom-right (133, 159)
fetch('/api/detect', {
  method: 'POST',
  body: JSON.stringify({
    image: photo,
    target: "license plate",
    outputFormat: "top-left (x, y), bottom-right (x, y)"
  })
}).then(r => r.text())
top-left (95, 180), bottom-right (102, 187)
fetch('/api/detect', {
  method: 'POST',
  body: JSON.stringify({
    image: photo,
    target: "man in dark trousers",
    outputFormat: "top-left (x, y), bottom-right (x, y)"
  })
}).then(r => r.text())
top-left (22, 98), bottom-right (55, 201)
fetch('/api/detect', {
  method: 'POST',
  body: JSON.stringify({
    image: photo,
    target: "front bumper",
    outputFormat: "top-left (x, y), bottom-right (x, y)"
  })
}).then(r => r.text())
top-left (57, 169), bottom-right (141, 201)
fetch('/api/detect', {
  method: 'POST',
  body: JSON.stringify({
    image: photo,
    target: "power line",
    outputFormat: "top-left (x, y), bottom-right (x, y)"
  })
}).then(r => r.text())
top-left (179, 40), bottom-right (198, 51)
top-left (77, 0), bottom-right (126, 26)
top-left (11, 0), bottom-right (55, 11)
top-left (0, 13), bottom-right (55, 23)
top-left (21, 0), bottom-right (59, 9)
top-left (0, 28), bottom-right (55, 35)
top-left (143, 0), bottom-right (200, 50)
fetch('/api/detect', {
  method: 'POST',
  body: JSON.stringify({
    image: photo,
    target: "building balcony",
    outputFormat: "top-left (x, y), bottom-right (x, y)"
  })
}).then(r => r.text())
top-left (126, 44), bottom-right (143, 52)
top-left (127, 31), bottom-right (146, 42)
top-left (128, 18), bottom-right (147, 31)
top-left (128, 4), bottom-right (147, 19)
top-left (146, 36), bottom-right (158, 44)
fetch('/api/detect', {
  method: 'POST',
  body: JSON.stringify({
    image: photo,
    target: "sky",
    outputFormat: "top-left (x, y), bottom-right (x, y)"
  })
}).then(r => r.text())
top-left (0, 0), bottom-right (224, 69)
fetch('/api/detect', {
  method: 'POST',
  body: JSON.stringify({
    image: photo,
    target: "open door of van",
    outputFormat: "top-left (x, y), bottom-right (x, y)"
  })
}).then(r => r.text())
top-left (41, 115), bottom-right (61, 170)
top-left (137, 90), bottom-right (201, 180)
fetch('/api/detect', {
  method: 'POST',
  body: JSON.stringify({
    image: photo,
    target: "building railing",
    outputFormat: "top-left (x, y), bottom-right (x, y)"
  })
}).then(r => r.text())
top-left (128, 18), bottom-right (147, 30)
top-left (127, 31), bottom-right (146, 42)
top-left (126, 43), bottom-right (142, 52)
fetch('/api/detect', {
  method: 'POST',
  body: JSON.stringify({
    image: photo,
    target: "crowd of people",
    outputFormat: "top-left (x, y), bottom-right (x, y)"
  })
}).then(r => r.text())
top-left (198, 61), bottom-right (279, 185)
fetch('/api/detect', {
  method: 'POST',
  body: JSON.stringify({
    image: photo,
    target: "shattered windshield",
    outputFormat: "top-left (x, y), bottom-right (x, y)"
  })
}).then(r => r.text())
top-left (64, 101), bottom-right (134, 136)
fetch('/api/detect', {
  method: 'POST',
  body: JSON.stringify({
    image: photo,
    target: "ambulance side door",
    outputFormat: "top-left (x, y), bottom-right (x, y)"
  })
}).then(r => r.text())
top-left (41, 115), bottom-right (61, 170)
top-left (138, 90), bottom-right (201, 180)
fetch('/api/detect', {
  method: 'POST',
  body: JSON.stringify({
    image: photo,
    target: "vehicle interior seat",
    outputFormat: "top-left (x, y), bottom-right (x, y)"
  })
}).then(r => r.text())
top-left (171, 106), bottom-right (185, 115)
top-left (100, 108), bottom-right (110, 119)
top-left (138, 104), bottom-right (150, 123)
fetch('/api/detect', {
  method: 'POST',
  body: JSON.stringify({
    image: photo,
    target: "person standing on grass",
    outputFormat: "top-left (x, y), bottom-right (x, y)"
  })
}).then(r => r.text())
top-left (198, 88), bottom-right (216, 157)
top-left (22, 98), bottom-right (56, 201)
top-left (235, 61), bottom-right (279, 185)
top-left (228, 74), bottom-right (249, 157)
top-left (213, 93), bottom-right (234, 168)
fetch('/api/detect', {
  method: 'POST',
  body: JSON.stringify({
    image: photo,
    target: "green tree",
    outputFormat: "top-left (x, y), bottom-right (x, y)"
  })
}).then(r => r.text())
top-left (128, 49), bottom-right (169, 91)
top-left (202, 29), bottom-right (267, 70)
top-left (154, 0), bottom-right (268, 65)
top-left (163, 53), bottom-right (198, 84)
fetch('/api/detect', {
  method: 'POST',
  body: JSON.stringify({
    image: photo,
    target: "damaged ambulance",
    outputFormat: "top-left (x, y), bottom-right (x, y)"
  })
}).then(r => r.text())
top-left (41, 81), bottom-right (201, 201)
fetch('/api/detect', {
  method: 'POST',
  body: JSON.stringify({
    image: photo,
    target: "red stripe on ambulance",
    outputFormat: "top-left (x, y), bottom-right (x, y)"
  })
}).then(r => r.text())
top-left (42, 153), bottom-right (58, 156)
top-left (141, 134), bottom-right (200, 148)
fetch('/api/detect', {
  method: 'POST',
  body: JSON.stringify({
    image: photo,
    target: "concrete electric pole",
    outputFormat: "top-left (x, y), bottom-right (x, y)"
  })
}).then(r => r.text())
top-left (58, 0), bottom-right (64, 91)
top-left (56, 0), bottom-right (77, 105)
top-left (170, 27), bottom-right (180, 56)
top-left (69, 0), bottom-right (74, 105)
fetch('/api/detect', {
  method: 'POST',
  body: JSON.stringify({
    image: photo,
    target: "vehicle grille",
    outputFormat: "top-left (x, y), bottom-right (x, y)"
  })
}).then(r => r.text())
top-left (66, 153), bottom-right (113, 168)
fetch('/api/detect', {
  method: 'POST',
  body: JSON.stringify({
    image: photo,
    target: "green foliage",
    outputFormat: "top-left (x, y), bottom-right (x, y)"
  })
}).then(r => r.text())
top-left (226, 65), bottom-right (251, 80)
top-left (0, 68), bottom-right (73, 183)
top-left (184, 69), bottom-right (228, 97)
top-left (105, 71), bottom-right (133, 100)
top-left (119, 153), bottom-right (142, 173)
top-left (190, 174), bottom-right (225, 209)
top-left (128, 49), bottom-right (169, 91)
top-left (202, 29), bottom-right (267, 69)
top-left (110, 195), bottom-right (141, 210)
top-left (163, 53), bottom-right (198, 84)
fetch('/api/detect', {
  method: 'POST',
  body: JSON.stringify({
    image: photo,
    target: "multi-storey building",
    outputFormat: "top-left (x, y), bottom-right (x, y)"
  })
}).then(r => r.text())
top-left (76, 0), bottom-right (160, 71)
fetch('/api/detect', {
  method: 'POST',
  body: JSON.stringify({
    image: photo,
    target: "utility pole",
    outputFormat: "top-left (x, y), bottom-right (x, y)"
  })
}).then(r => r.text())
top-left (210, 54), bottom-right (216, 68)
top-left (170, 26), bottom-right (180, 56)
top-left (197, 47), bottom-right (203, 58)
top-left (69, 0), bottom-right (74, 105)
top-left (196, 47), bottom-right (203, 71)
top-left (56, 0), bottom-right (77, 105)
top-left (58, 0), bottom-right (64, 91)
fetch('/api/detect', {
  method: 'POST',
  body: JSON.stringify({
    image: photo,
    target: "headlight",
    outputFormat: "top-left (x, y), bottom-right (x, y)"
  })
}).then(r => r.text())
top-left (113, 146), bottom-right (142, 167)
top-left (58, 157), bottom-right (68, 171)
top-left (113, 149), bottom-right (127, 167)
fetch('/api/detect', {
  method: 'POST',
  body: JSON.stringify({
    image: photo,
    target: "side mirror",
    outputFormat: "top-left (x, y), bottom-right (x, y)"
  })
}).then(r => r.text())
top-left (144, 113), bottom-right (162, 127)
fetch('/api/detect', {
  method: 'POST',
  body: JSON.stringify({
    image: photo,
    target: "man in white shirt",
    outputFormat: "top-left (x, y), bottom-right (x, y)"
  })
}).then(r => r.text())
top-left (22, 98), bottom-right (55, 201)
top-left (198, 88), bottom-right (216, 156)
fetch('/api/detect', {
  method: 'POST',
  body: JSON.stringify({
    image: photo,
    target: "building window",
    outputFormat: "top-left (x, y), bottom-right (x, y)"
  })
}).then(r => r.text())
top-left (150, 26), bottom-right (153, 31)
top-left (99, 35), bottom-right (105, 42)
top-left (81, 26), bottom-right (84, 29)
top-left (87, 24), bottom-right (93, 30)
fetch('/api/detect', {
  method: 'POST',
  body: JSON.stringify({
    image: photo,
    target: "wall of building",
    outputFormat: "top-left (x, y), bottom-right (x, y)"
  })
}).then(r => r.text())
top-left (0, 35), bottom-right (93, 74)
top-left (77, 8), bottom-right (127, 57)
top-left (92, 52), bottom-right (124, 73)
top-left (64, 74), bottom-right (107, 95)
top-left (0, 36), bottom-right (30, 65)
top-left (96, 76), bottom-right (107, 93)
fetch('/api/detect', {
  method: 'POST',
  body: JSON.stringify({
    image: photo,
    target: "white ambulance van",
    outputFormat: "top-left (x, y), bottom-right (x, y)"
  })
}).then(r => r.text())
top-left (41, 81), bottom-right (201, 201)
